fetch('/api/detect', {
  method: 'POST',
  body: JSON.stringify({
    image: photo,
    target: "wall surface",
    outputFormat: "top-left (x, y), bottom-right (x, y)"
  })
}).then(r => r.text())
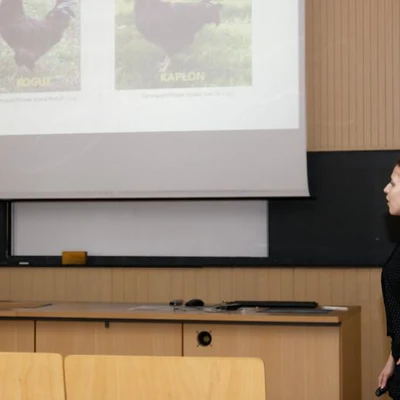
top-left (306, 0), bottom-right (400, 151)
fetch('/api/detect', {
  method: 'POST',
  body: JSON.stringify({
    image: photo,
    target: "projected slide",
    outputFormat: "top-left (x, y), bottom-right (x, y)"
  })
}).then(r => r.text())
top-left (115, 0), bottom-right (252, 90)
top-left (0, 0), bottom-right (302, 135)
top-left (0, 0), bottom-right (80, 94)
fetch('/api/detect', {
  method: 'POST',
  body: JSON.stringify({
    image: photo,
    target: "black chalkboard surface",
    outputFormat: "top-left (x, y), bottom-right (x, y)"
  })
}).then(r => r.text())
top-left (268, 150), bottom-right (400, 266)
top-left (0, 150), bottom-right (399, 267)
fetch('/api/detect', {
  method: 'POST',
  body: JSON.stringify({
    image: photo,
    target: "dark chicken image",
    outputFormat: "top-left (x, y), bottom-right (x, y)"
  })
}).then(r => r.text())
top-left (0, 0), bottom-right (80, 93)
top-left (134, 0), bottom-right (221, 72)
top-left (0, 0), bottom-right (75, 69)
top-left (115, 0), bottom-right (252, 90)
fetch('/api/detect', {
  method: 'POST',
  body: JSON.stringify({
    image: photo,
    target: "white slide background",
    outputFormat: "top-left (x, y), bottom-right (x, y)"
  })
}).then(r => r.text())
top-left (0, 0), bottom-right (300, 135)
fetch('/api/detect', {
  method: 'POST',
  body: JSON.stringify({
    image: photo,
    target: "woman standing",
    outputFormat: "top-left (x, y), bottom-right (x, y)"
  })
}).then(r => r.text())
top-left (379, 158), bottom-right (400, 399)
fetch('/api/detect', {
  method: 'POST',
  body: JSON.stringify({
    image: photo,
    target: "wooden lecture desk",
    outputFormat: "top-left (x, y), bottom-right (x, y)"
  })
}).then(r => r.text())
top-left (0, 301), bottom-right (361, 400)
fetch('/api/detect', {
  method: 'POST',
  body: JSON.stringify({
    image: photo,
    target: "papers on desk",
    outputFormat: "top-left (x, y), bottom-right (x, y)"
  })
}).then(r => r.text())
top-left (127, 305), bottom-right (221, 313)
top-left (128, 305), bottom-right (172, 311)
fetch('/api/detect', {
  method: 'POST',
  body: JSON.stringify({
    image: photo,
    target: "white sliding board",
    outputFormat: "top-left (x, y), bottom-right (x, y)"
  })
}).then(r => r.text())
top-left (12, 201), bottom-right (268, 258)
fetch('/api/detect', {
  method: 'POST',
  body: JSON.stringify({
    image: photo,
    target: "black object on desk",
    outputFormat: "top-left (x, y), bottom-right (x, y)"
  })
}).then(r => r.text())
top-left (214, 300), bottom-right (319, 311)
top-left (260, 308), bottom-right (331, 314)
top-left (185, 298), bottom-right (205, 307)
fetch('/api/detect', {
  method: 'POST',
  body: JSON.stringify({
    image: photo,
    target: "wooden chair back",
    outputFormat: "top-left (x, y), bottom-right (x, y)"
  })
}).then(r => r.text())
top-left (65, 355), bottom-right (266, 399)
top-left (0, 352), bottom-right (65, 400)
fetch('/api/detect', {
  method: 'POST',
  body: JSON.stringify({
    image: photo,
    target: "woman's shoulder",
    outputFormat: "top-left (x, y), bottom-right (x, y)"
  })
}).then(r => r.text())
top-left (383, 243), bottom-right (400, 269)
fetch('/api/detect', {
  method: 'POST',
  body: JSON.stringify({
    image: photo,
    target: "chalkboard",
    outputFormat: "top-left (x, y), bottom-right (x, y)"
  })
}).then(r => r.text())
top-left (0, 150), bottom-right (399, 267)
top-left (268, 150), bottom-right (400, 266)
top-left (0, 203), bottom-right (8, 264)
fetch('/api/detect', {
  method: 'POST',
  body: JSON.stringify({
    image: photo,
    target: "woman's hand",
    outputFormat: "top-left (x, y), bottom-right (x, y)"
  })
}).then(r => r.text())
top-left (379, 354), bottom-right (396, 388)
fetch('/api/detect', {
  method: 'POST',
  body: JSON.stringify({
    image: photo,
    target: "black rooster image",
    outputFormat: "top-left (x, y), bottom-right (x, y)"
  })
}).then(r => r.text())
top-left (133, 0), bottom-right (222, 71)
top-left (0, 0), bottom-right (75, 70)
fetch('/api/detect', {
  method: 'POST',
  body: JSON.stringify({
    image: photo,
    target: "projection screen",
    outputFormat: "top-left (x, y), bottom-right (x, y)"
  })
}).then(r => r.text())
top-left (0, 0), bottom-right (309, 199)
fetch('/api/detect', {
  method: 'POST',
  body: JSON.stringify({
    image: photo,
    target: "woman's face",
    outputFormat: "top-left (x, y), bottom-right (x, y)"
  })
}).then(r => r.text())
top-left (384, 165), bottom-right (400, 216)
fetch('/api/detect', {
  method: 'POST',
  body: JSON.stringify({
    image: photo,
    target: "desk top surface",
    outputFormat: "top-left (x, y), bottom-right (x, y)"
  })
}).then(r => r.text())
top-left (0, 301), bottom-right (360, 325)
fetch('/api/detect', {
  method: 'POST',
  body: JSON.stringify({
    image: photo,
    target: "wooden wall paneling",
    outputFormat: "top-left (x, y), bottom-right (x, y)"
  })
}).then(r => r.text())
top-left (370, 0), bottom-right (378, 149)
top-left (10, 268), bottom-right (36, 300)
top-left (348, 0), bottom-right (357, 149)
top-left (355, 0), bottom-right (365, 149)
top-left (393, 0), bottom-right (400, 148)
top-left (30, 268), bottom-right (63, 300)
top-left (317, 269), bottom-right (333, 305)
top-left (0, 269), bottom-right (11, 300)
top-left (381, 0), bottom-right (391, 149)
top-left (339, 0), bottom-right (349, 150)
top-left (306, 0), bottom-right (400, 150)
top-left (332, 0), bottom-right (341, 149)
top-left (280, 269), bottom-right (294, 300)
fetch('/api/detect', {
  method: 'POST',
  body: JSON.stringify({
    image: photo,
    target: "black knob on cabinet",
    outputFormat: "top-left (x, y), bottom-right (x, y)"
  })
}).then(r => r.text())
top-left (197, 330), bottom-right (212, 347)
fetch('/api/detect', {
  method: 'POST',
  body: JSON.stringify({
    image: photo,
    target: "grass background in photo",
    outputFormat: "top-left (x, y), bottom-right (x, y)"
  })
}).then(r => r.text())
top-left (115, 0), bottom-right (252, 90)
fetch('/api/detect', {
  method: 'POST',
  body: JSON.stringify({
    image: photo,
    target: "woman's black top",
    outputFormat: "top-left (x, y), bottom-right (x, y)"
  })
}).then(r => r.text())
top-left (382, 243), bottom-right (400, 398)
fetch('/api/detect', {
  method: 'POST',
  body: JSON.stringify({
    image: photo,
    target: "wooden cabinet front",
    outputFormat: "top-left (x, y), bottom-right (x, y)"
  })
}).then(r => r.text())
top-left (36, 320), bottom-right (182, 357)
top-left (0, 321), bottom-right (34, 352)
top-left (183, 323), bottom-right (341, 400)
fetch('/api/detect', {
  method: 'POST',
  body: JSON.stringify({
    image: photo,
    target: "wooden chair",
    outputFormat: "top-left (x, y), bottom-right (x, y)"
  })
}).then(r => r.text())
top-left (65, 355), bottom-right (265, 400)
top-left (0, 352), bottom-right (65, 400)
